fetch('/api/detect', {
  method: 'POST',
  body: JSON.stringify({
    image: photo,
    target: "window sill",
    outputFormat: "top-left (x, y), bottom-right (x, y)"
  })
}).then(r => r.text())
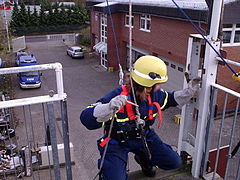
top-left (222, 43), bottom-right (240, 47)
top-left (139, 28), bottom-right (150, 32)
top-left (125, 25), bottom-right (134, 28)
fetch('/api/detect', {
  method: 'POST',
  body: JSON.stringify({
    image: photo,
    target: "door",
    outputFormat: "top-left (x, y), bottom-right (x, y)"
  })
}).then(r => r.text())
top-left (159, 56), bottom-right (185, 91)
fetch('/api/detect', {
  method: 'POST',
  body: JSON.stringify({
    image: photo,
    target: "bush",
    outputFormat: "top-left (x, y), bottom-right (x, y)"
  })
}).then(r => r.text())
top-left (80, 36), bottom-right (90, 46)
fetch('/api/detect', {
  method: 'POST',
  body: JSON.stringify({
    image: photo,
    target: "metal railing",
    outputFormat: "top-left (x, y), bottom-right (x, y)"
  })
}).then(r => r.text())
top-left (201, 83), bottom-right (240, 180)
top-left (0, 63), bottom-right (73, 180)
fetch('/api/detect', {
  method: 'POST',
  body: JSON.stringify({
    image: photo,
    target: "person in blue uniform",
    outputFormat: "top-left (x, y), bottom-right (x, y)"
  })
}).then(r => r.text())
top-left (80, 55), bottom-right (200, 180)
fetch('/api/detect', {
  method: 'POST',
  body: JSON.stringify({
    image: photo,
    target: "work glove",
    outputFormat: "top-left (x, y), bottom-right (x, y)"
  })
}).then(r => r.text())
top-left (93, 95), bottom-right (128, 122)
top-left (174, 77), bottom-right (201, 107)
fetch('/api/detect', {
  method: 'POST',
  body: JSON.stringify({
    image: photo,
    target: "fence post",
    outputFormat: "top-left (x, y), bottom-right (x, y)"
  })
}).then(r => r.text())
top-left (47, 102), bottom-right (61, 180)
top-left (200, 86), bottom-right (217, 177)
top-left (61, 100), bottom-right (73, 180)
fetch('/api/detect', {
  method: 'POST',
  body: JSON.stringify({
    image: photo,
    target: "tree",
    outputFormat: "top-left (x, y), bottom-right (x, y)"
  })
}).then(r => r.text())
top-left (30, 6), bottom-right (39, 27)
top-left (26, 6), bottom-right (31, 27)
top-left (39, 5), bottom-right (47, 27)
top-left (18, 1), bottom-right (28, 27)
top-left (9, 0), bottom-right (89, 35)
top-left (10, 2), bottom-right (20, 32)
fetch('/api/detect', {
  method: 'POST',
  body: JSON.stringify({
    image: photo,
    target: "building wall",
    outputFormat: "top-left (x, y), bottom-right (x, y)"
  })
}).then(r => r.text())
top-left (107, 12), bottom-right (124, 69)
top-left (216, 46), bottom-right (240, 111)
top-left (90, 10), bottom-right (100, 45)
top-left (90, 8), bottom-right (239, 111)
top-left (109, 13), bottom-right (205, 70)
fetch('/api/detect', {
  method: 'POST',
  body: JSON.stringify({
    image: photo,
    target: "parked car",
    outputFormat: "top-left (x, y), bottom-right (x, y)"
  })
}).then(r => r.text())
top-left (66, 46), bottom-right (84, 58)
top-left (15, 51), bottom-right (29, 66)
top-left (17, 55), bottom-right (42, 89)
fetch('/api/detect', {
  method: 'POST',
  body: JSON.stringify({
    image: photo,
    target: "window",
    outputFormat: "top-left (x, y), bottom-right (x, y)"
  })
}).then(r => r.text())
top-left (171, 64), bottom-right (176, 69)
top-left (101, 14), bottom-right (107, 43)
top-left (164, 61), bottom-right (169, 66)
top-left (140, 14), bottom-right (151, 32)
top-left (178, 67), bottom-right (184, 72)
top-left (101, 52), bottom-right (108, 69)
top-left (222, 24), bottom-right (240, 46)
top-left (125, 14), bottom-right (134, 27)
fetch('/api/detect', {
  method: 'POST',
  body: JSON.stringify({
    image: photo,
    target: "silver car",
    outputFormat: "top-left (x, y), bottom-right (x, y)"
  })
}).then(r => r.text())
top-left (66, 46), bottom-right (84, 58)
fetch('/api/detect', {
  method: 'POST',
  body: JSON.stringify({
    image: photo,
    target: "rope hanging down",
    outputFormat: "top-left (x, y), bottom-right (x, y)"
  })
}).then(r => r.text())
top-left (105, 0), bottom-right (124, 85)
top-left (93, 1), bottom-right (133, 179)
top-left (128, 0), bottom-right (152, 161)
top-left (171, 0), bottom-right (239, 78)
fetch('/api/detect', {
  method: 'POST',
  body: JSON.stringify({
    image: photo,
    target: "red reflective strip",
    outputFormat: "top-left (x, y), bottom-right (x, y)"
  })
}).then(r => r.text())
top-left (153, 102), bottom-right (163, 128)
top-left (99, 137), bottom-right (111, 147)
top-left (148, 95), bottom-right (153, 120)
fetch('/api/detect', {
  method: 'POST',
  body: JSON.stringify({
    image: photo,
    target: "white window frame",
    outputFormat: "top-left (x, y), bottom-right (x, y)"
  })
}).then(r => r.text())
top-left (101, 51), bottom-right (108, 69)
top-left (222, 24), bottom-right (240, 47)
top-left (100, 14), bottom-right (107, 43)
top-left (140, 14), bottom-right (151, 32)
top-left (125, 14), bottom-right (134, 28)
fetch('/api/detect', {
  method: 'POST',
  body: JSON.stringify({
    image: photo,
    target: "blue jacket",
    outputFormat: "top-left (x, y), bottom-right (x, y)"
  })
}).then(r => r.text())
top-left (80, 86), bottom-right (178, 131)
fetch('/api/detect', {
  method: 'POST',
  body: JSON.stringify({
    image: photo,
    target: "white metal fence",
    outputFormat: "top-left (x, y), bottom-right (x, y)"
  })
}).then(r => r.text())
top-left (12, 36), bottom-right (26, 53)
top-left (46, 33), bottom-right (76, 46)
top-left (0, 63), bottom-right (73, 180)
top-left (201, 84), bottom-right (240, 180)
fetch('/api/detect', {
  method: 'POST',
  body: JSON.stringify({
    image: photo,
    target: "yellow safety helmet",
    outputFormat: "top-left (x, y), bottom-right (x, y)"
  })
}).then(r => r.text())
top-left (131, 55), bottom-right (168, 87)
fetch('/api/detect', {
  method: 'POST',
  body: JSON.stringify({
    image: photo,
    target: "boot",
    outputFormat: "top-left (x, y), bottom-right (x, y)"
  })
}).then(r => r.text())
top-left (134, 155), bottom-right (156, 177)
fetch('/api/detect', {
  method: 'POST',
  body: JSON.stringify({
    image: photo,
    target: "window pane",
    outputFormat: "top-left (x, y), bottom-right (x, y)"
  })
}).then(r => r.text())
top-left (164, 61), bottom-right (169, 66)
top-left (236, 24), bottom-right (240, 28)
top-left (223, 31), bottom-right (231, 43)
top-left (171, 64), bottom-right (176, 69)
top-left (125, 16), bottom-right (129, 25)
top-left (178, 67), bottom-right (184, 72)
top-left (147, 21), bottom-right (151, 30)
top-left (234, 31), bottom-right (240, 43)
top-left (141, 19), bottom-right (145, 29)
top-left (223, 24), bottom-right (232, 28)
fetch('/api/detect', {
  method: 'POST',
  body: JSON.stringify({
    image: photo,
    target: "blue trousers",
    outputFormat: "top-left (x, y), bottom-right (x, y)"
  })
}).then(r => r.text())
top-left (97, 129), bottom-right (182, 180)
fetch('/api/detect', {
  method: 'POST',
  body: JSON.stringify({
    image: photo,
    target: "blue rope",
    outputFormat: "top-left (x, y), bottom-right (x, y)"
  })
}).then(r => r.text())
top-left (171, 0), bottom-right (238, 76)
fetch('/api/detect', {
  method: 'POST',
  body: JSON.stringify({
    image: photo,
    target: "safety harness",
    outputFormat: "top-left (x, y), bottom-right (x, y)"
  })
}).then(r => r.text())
top-left (118, 85), bottom-right (163, 127)
top-left (100, 85), bottom-right (163, 147)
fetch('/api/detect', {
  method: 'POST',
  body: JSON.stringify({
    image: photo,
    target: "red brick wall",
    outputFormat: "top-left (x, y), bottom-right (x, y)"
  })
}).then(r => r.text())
top-left (91, 10), bottom-right (239, 112)
top-left (216, 46), bottom-right (240, 111)
top-left (107, 13), bottom-right (124, 69)
top-left (90, 9), bottom-right (100, 38)
top-left (118, 14), bottom-right (200, 66)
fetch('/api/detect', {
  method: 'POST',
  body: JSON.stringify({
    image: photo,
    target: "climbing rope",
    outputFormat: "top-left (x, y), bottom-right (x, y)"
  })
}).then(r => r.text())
top-left (105, 0), bottom-right (124, 85)
top-left (127, 0), bottom-right (151, 160)
top-left (93, 1), bottom-right (152, 179)
top-left (171, 0), bottom-right (239, 78)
